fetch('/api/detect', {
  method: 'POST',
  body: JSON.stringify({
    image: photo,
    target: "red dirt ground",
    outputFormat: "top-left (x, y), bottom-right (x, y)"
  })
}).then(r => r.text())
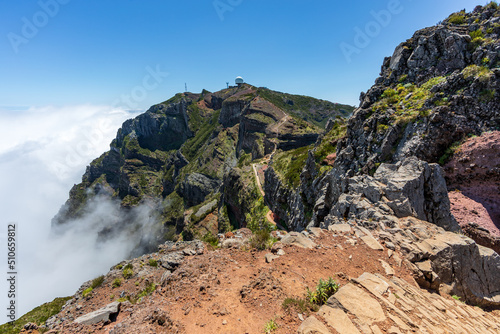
top-left (444, 131), bottom-right (500, 238)
top-left (48, 230), bottom-right (415, 334)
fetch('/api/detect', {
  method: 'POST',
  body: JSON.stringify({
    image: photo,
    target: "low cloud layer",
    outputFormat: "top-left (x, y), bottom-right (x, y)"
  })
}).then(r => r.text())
top-left (0, 105), bottom-right (144, 320)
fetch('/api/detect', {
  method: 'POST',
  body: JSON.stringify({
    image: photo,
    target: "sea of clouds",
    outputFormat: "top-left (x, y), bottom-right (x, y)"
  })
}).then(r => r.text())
top-left (0, 104), bottom-right (150, 320)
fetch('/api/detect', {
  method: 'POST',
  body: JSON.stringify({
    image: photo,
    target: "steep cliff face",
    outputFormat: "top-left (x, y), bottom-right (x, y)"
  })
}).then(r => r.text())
top-left (52, 83), bottom-right (353, 250)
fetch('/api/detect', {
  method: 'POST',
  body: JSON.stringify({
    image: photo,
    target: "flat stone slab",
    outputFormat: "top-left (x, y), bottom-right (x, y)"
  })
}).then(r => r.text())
top-left (281, 232), bottom-right (316, 249)
top-left (328, 283), bottom-right (385, 325)
top-left (318, 305), bottom-right (361, 334)
top-left (74, 302), bottom-right (120, 325)
top-left (379, 260), bottom-right (395, 276)
top-left (360, 235), bottom-right (384, 251)
top-left (308, 227), bottom-right (324, 237)
top-left (355, 272), bottom-right (390, 296)
top-left (328, 224), bottom-right (352, 233)
top-left (297, 316), bottom-right (332, 334)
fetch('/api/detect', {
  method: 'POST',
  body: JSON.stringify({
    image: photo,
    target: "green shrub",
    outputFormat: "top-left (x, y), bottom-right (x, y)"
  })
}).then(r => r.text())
top-left (448, 12), bottom-right (465, 25)
top-left (91, 275), bottom-right (105, 289)
top-left (123, 268), bottom-right (134, 279)
top-left (282, 297), bottom-right (319, 313)
top-left (264, 318), bottom-right (279, 333)
top-left (377, 124), bottom-right (389, 134)
top-left (249, 228), bottom-right (276, 250)
top-left (148, 259), bottom-right (158, 267)
top-left (421, 76), bottom-right (446, 90)
top-left (82, 287), bottom-right (93, 298)
top-left (452, 295), bottom-right (461, 301)
top-left (306, 277), bottom-right (340, 306)
top-left (469, 29), bottom-right (484, 40)
top-left (479, 89), bottom-right (496, 102)
top-left (202, 231), bottom-right (220, 247)
top-left (381, 88), bottom-right (399, 104)
top-left (462, 65), bottom-right (492, 81)
top-left (485, 1), bottom-right (498, 10)
top-left (136, 283), bottom-right (157, 301)
top-left (112, 278), bottom-right (122, 288)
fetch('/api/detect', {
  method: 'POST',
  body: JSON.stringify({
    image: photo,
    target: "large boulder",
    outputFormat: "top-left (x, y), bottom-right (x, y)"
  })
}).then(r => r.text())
top-left (374, 157), bottom-right (459, 232)
top-left (74, 302), bottom-right (120, 325)
top-left (412, 232), bottom-right (500, 307)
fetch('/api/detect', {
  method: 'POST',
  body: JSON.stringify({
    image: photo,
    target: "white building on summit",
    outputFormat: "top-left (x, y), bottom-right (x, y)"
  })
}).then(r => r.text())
top-left (235, 76), bottom-right (244, 86)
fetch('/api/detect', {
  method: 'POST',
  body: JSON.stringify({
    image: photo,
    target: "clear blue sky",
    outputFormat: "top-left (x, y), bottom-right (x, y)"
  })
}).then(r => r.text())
top-left (0, 0), bottom-right (484, 109)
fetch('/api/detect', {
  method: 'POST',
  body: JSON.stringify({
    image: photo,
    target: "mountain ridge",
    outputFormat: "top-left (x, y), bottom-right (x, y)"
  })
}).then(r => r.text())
top-left (51, 83), bottom-right (354, 254)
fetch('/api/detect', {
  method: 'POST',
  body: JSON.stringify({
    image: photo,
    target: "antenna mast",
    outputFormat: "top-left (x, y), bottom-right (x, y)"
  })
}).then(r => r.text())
top-left (185, 83), bottom-right (187, 92)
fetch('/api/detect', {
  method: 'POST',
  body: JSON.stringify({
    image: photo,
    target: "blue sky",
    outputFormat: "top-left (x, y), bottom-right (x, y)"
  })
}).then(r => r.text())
top-left (0, 0), bottom-right (484, 109)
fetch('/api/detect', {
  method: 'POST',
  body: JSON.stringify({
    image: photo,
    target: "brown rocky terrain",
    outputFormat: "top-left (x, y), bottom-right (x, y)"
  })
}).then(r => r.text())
top-left (31, 221), bottom-right (499, 334)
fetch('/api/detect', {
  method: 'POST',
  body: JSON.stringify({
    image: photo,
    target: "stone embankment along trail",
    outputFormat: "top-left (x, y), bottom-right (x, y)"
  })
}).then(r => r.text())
top-left (299, 271), bottom-right (500, 334)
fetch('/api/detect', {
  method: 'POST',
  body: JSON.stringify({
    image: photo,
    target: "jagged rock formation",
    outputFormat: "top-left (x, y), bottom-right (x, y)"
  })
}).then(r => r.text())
top-left (263, 4), bottom-right (500, 307)
top-left (342, 6), bottom-right (500, 174)
top-left (178, 173), bottom-right (220, 207)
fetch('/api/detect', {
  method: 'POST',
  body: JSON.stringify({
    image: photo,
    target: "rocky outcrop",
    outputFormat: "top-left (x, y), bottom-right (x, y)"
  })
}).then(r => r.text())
top-left (335, 7), bottom-right (500, 177)
top-left (318, 271), bottom-right (500, 334)
top-left (116, 101), bottom-right (192, 152)
top-left (178, 173), bottom-right (221, 207)
top-left (74, 302), bottom-right (120, 325)
top-left (410, 231), bottom-right (500, 308)
top-left (276, 133), bottom-right (319, 151)
top-left (267, 156), bottom-right (459, 233)
top-left (373, 158), bottom-right (458, 231)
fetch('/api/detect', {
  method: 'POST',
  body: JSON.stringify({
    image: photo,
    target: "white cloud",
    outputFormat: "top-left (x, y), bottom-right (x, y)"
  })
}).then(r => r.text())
top-left (0, 105), bottom-right (142, 320)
